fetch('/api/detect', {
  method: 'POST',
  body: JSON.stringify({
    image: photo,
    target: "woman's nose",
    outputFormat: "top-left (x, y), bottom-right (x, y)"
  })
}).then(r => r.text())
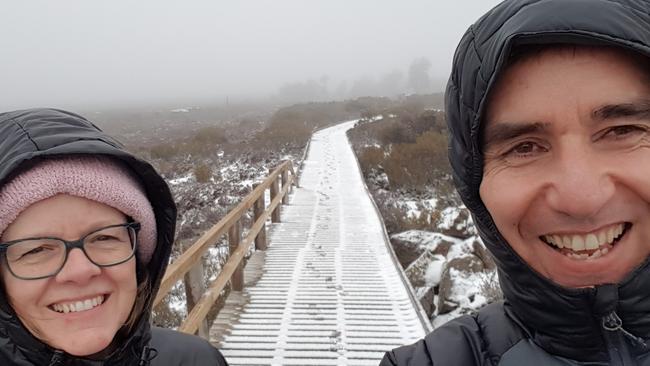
top-left (544, 147), bottom-right (615, 219)
top-left (54, 248), bottom-right (101, 283)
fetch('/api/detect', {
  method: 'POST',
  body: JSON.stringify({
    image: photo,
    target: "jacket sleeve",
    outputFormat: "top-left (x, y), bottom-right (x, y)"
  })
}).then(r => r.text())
top-left (149, 327), bottom-right (229, 366)
top-left (379, 314), bottom-right (491, 366)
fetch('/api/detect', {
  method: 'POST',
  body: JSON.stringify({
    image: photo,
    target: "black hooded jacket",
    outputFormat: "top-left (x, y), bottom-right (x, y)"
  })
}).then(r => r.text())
top-left (381, 0), bottom-right (650, 365)
top-left (0, 109), bottom-right (228, 365)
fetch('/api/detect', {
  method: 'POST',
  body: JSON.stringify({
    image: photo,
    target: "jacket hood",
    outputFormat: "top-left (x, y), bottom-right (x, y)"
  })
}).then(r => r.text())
top-left (445, 0), bottom-right (650, 362)
top-left (0, 108), bottom-right (177, 364)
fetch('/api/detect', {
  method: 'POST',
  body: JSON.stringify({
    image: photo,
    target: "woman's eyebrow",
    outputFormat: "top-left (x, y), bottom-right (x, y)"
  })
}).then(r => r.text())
top-left (592, 100), bottom-right (650, 121)
top-left (482, 121), bottom-right (549, 151)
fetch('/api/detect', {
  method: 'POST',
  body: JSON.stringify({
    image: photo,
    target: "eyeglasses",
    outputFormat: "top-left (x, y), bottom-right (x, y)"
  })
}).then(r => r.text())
top-left (0, 222), bottom-right (140, 280)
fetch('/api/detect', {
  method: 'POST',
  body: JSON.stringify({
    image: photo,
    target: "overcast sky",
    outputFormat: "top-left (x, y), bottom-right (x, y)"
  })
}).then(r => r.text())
top-left (1, 0), bottom-right (502, 110)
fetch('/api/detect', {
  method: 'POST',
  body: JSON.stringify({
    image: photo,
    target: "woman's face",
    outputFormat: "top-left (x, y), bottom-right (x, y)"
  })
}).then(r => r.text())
top-left (1, 194), bottom-right (138, 356)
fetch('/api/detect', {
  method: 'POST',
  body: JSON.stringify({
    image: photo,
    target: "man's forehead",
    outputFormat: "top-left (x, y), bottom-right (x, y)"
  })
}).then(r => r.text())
top-left (481, 45), bottom-right (650, 138)
top-left (504, 44), bottom-right (646, 70)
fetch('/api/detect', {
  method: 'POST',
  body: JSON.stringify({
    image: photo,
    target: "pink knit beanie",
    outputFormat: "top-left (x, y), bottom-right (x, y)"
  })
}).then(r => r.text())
top-left (0, 156), bottom-right (157, 264)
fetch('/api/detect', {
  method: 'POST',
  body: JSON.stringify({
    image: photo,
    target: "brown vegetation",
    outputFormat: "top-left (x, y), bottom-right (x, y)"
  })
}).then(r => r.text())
top-left (254, 97), bottom-right (394, 149)
top-left (348, 98), bottom-right (459, 233)
top-left (148, 125), bottom-right (229, 161)
top-left (193, 164), bottom-right (212, 183)
top-left (353, 109), bottom-right (450, 191)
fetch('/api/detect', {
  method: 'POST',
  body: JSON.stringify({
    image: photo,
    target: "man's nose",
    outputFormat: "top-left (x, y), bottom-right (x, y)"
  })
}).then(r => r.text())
top-left (54, 248), bottom-right (101, 283)
top-left (544, 147), bottom-right (615, 219)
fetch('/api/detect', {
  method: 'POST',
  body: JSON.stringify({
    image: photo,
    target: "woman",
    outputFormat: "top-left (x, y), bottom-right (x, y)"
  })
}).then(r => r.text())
top-left (0, 108), bottom-right (229, 365)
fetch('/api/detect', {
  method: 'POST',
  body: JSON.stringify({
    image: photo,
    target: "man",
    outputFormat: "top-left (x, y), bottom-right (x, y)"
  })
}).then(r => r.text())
top-left (381, 0), bottom-right (650, 365)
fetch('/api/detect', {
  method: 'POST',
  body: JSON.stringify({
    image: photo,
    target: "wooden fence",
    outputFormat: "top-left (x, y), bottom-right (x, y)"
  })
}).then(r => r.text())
top-left (153, 161), bottom-right (297, 337)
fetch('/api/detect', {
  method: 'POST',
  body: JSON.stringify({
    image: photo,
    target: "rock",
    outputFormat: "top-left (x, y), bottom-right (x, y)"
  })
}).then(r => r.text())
top-left (436, 266), bottom-right (457, 315)
top-left (418, 287), bottom-right (436, 318)
top-left (391, 230), bottom-right (457, 268)
top-left (447, 255), bottom-right (485, 274)
top-left (405, 251), bottom-right (447, 288)
top-left (431, 240), bottom-right (453, 257)
top-left (440, 208), bottom-right (474, 238)
top-left (472, 238), bottom-right (496, 271)
top-left (391, 236), bottom-right (427, 268)
top-left (436, 255), bottom-right (486, 315)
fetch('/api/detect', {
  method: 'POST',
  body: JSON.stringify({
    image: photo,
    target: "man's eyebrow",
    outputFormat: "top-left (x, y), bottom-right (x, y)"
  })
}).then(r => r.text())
top-left (482, 121), bottom-right (549, 151)
top-left (592, 100), bottom-right (650, 121)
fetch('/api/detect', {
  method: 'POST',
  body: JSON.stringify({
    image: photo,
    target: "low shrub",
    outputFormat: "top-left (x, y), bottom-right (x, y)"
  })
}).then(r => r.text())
top-left (194, 164), bottom-right (212, 183)
top-left (383, 130), bottom-right (450, 190)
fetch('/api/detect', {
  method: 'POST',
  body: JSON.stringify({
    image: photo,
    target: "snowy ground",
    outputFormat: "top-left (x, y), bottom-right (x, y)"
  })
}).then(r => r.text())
top-left (347, 121), bottom-right (501, 329)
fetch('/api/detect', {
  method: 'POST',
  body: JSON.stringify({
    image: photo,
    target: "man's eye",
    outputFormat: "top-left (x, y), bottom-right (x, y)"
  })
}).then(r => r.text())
top-left (506, 141), bottom-right (546, 157)
top-left (603, 125), bottom-right (647, 140)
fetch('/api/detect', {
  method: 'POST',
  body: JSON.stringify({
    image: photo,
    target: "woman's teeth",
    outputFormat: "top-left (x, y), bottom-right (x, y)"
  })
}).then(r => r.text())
top-left (51, 295), bottom-right (105, 313)
top-left (542, 223), bottom-right (626, 260)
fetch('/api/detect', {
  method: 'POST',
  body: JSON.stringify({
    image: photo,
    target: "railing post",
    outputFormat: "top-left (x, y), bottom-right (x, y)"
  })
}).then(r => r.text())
top-left (228, 220), bottom-right (244, 291)
top-left (281, 168), bottom-right (289, 204)
top-left (181, 240), bottom-right (209, 339)
top-left (270, 169), bottom-right (281, 223)
top-left (253, 183), bottom-right (267, 251)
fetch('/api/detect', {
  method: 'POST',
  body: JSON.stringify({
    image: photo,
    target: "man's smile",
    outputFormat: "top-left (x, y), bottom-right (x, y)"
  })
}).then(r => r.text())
top-left (540, 222), bottom-right (629, 260)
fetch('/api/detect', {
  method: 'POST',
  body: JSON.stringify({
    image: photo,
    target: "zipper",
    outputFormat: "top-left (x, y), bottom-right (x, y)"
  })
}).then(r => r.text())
top-left (138, 345), bottom-right (158, 366)
top-left (47, 350), bottom-right (65, 366)
top-left (601, 311), bottom-right (645, 365)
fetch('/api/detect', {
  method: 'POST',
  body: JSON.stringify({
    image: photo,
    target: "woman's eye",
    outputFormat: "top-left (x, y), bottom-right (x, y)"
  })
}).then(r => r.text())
top-left (94, 235), bottom-right (118, 242)
top-left (22, 247), bottom-right (45, 257)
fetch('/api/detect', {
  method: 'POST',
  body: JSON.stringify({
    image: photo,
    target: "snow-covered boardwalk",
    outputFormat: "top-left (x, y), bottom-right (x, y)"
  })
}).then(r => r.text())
top-left (211, 121), bottom-right (431, 365)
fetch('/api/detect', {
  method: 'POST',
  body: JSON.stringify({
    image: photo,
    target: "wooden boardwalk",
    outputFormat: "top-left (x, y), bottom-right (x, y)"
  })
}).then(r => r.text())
top-left (211, 120), bottom-right (431, 365)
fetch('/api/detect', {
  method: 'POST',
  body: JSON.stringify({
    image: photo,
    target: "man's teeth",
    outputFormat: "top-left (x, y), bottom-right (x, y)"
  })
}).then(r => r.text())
top-left (52, 295), bottom-right (105, 314)
top-left (543, 223), bottom-right (625, 259)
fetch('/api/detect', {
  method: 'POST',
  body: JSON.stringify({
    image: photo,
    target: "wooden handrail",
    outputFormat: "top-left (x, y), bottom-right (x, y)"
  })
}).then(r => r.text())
top-left (179, 174), bottom-right (293, 334)
top-left (154, 161), bottom-right (296, 335)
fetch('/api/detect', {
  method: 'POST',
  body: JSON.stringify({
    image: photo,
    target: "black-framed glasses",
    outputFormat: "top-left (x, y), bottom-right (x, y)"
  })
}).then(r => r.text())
top-left (0, 222), bottom-right (140, 280)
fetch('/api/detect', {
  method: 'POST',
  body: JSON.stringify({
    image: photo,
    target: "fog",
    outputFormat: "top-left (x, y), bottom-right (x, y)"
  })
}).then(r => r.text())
top-left (1, 0), bottom-right (502, 110)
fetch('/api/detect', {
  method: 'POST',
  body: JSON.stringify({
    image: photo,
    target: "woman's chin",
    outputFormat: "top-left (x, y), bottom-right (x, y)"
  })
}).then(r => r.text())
top-left (48, 331), bottom-right (114, 357)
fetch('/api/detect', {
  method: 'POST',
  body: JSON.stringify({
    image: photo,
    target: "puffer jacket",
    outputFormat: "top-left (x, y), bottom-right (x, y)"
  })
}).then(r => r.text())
top-left (0, 109), bottom-right (228, 365)
top-left (381, 0), bottom-right (650, 365)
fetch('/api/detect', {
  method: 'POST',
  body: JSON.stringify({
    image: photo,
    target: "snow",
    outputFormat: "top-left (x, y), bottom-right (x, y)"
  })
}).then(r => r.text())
top-left (238, 179), bottom-right (255, 189)
top-left (391, 230), bottom-right (463, 252)
top-left (438, 206), bottom-right (462, 230)
top-left (168, 173), bottom-right (192, 185)
top-left (432, 268), bottom-right (493, 328)
top-left (404, 201), bottom-right (420, 218)
top-left (424, 255), bottom-right (446, 287)
top-left (170, 108), bottom-right (190, 113)
top-left (392, 229), bottom-right (437, 243)
top-left (446, 237), bottom-right (478, 260)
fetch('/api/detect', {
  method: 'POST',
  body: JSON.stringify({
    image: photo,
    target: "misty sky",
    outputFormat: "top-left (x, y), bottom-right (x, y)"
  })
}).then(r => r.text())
top-left (1, 0), bottom-right (502, 110)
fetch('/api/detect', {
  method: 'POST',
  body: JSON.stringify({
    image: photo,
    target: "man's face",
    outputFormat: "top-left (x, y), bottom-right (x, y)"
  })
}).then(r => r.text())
top-left (480, 47), bottom-right (650, 288)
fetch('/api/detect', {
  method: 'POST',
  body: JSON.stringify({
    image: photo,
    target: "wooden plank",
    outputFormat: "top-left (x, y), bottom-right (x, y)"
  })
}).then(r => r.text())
top-left (229, 220), bottom-right (243, 291)
top-left (180, 239), bottom-right (209, 338)
top-left (253, 190), bottom-right (267, 251)
top-left (282, 170), bottom-right (289, 204)
top-left (270, 173), bottom-right (280, 223)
